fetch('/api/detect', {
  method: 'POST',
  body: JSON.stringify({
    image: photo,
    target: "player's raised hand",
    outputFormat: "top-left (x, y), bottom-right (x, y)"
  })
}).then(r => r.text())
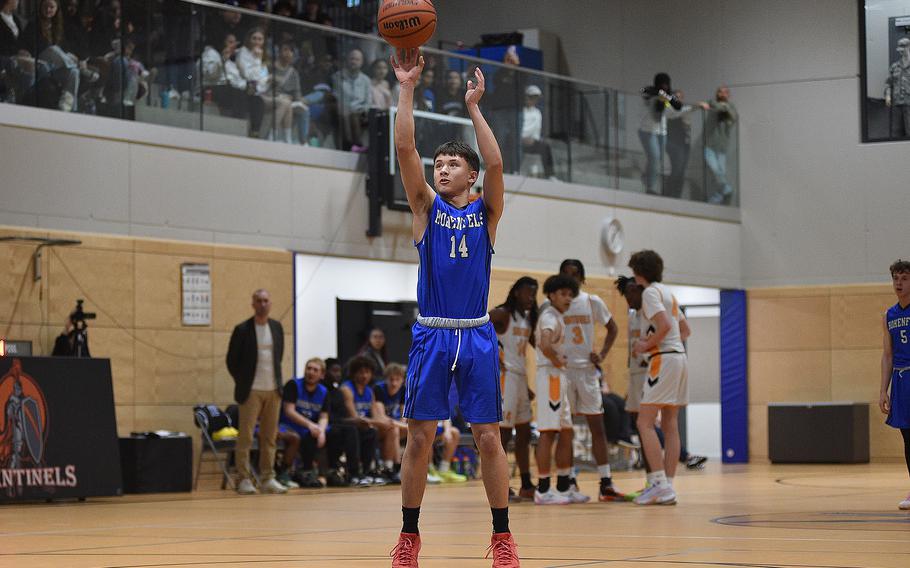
top-left (465, 66), bottom-right (486, 106)
top-left (391, 48), bottom-right (424, 85)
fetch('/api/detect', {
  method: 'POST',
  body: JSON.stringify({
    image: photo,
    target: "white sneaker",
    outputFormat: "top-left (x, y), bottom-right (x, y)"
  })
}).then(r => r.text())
top-left (236, 478), bottom-right (257, 495)
top-left (558, 483), bottom-right (591, 504)
top-left (534, 488), bottom-right (571, 505)
top-left (261, 477), bottom-right (289, 494)
top-left (426, 471), bottom-right (442, 485)
top-left (634, 483), bottom-right (676, 505)
top-left (899, 494), bottom-right (910, 510)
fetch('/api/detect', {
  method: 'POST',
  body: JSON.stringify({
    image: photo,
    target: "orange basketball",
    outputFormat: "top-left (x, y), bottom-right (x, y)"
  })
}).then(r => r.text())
top-left (378, 0), bottom-right (437, 50)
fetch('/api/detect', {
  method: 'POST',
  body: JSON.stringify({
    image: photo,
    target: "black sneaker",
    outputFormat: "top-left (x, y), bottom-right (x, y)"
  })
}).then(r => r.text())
top-left (384, 468), bottom-right (402, 485)
top-left (297, 470), bottom-right (324, 488)
top-left (325, 469), bottom-right (348, 487)
top-left (685, 455), bottom-right (708, 470)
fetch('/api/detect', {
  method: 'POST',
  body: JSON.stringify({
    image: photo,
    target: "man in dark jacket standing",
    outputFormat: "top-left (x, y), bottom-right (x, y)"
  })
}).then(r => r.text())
top-left (226, 288), bottom-right (288, 495)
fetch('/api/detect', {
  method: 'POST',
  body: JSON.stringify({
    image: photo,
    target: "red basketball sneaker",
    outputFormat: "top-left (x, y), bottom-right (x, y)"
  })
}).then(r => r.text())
top-left (486, 532), bottom-right (520, 567)
top-left (390, 533), bottom-right (420, 567)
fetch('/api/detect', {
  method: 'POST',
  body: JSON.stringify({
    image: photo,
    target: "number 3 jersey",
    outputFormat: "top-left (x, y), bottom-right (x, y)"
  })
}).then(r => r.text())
top-left (887, 302), bottom-right (910, 368)
top-left (416, 195), bottom-right (492, 319)
top-left (562, 292), bottom-right (612, 369)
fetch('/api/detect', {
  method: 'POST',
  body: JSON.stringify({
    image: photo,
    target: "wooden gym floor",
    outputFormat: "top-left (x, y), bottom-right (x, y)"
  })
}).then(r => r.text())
top-left (1, 463), bottom-right (908, 568)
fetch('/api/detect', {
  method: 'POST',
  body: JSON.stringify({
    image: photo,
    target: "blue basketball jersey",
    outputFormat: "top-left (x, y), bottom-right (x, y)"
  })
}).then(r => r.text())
top-left (288, 380), bottom-right (328, 422)
top-left (416, 195), bottom-right (493, 319)
top-left (373, 381), bottom-right (405, 419)
top-left (887, 303), bottom-right (910, 368)
top-left (343, 380), bottom-right (373, 418)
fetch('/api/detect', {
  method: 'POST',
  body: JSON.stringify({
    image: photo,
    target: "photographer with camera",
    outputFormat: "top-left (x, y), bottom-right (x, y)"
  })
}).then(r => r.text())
top-left (52, 299), bottom-right (95, 357)
top-left (639, 72), bottom-right (684, 196)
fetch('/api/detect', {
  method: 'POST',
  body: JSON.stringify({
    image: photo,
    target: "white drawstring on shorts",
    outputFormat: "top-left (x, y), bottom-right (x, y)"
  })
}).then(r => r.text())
top-left (452, 329), bottom-right (462, 372)
top-left (415, 314), bottom-right (490, 373)
top-left (895, 366), bottom-right (910, 379)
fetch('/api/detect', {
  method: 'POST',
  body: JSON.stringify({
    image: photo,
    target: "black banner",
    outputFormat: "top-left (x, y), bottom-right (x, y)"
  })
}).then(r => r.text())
top-left (0, 357), bottom-right (122, 501)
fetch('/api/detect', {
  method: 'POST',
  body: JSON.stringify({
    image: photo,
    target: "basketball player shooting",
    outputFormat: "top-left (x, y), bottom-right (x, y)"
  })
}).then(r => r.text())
top-left (388, 48), bottom-right (520, 568)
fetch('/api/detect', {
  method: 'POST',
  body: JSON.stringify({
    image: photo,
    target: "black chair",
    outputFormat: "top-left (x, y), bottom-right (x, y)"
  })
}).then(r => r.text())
top-left (193, 405), bottom-right (241, 490)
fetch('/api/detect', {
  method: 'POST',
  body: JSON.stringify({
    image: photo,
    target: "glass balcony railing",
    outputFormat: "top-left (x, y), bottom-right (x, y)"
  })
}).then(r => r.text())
top-left (0, 0), bottom-right (738, 207)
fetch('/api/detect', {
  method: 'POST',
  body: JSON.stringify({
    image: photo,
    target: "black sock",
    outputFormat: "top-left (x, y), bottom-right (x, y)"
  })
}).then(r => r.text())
top-left (556, 475), bottom-right (571, 492)
top-left (491, 507), bottom-right (510, 534)
top-left (537, 477), bottom-right (550, 493)
top-left (520, 472), bottom-right (534, 489)
top-left (401, 506), bottom-right (420, 534)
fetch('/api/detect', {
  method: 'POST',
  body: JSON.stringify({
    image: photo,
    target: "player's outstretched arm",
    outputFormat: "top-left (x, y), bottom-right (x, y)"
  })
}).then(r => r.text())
top-left (392, 48), bottom-right (435, 241)
top-left (464, 67), bottom-right (504, 244)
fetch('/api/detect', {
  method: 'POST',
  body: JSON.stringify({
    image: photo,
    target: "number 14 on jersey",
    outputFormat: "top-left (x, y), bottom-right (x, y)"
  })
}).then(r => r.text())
top-left (450, 235), bottom-right (469, 258)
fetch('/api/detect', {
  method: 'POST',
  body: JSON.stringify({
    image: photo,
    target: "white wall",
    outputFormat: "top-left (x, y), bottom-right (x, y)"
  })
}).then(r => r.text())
top-left (293, 254), bottom-right (418, 376)
top-left (438, 0), bottom-right (910, 287)
top-left (0, 104), bottom-right (742, 289)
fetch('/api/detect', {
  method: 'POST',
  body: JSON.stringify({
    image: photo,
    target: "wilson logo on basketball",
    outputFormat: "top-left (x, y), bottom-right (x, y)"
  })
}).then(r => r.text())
top-left (0, 359), bottom-right (77, 494)
top-left (383, 16), bottom-right (422, 32)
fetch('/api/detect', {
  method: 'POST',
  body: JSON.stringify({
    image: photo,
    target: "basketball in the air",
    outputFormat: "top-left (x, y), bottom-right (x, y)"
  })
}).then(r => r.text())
top-left (378, 0), bottom-right (437, 49)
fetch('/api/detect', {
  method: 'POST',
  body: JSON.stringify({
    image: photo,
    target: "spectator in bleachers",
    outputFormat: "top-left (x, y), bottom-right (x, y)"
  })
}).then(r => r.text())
top-left (105, 35), bottom-right (149, 118)
top-left (0, 0), bottom-right (34, 103)
top-left (271, 41), bottom-right (302, 143)
top-left (340, 355), bottom-right (393, 485)
top-left (357, 327), bottom-right (387, 376)
top-left (206, 3), bottom-right (247, 53)
top-left (416, 66), bottom-right (435, 111)
top-left (665, 89), bottom-right (698, 199)
top-left (67, 5), bottom-right (107, 60)
top-left (202, 32), bottom-right (248, 118)
top-left (301, 0), bottom-right (328, 25)
top-left (369, 57), bottom-right (392, 110)
top-left (298, 51), bottom-right (335, 145)
top-left (280, 357), bottom-right (330, 488)
top-left (21, 0), bottom-right (81, 111)
top-left (332, 46), bottom-right (370, 151)
top-left (61, 0), bottom-right (77, 34)
top-left (437, 69), bottom-right (466, 117)
top-left (701, 85), bottom-right (738, 204)
top-left (638, 72), bottom-right (682, 195)
top-left (236, 26), bottom-right (270, 137)
top-left (486, 45), bottom-right (524, 173)
top-left (373, 362), bottom-right (407, 483)
top-left (520, 84), bottom-right (556, 179)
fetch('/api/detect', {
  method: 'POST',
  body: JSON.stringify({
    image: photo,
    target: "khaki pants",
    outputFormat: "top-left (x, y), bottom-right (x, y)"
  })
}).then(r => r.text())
top-left (235, 389), bottom-right (281, 483)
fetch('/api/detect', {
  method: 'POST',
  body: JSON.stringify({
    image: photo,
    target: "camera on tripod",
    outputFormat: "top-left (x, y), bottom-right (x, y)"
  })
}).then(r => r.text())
top-left (70, 299), bottom-right (96, 330)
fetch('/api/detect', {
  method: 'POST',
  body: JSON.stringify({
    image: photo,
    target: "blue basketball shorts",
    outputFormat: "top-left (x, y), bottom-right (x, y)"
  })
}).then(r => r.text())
top-left (403, 321), bottom-right (502, 424)
top-left (886, 369), bottom-right (910, 429)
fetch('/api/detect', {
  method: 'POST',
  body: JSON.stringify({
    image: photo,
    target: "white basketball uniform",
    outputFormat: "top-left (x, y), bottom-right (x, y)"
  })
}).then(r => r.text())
top-left (562, 291), bottom-right (613, 415)
top-left (626, 309), bottom-right (648, 412)
top-left (535, 305), bottom-right (572, 431)
top-left (639, 283), bottom-right (688, 406)
top-left (498, 311), bottom-right (532, 428)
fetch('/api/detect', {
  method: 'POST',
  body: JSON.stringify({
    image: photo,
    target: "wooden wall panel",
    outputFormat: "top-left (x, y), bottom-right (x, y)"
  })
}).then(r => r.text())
top-left (830, 290), bottom-right (893, 349)
top-left (748, 283), bottom-right (900, 462)
top-left (749, 350), bottom-right (832, 403)
top-left (0, 226), bottom-right (294, 438)
top-left (748, 296), bottom-right (831, 352)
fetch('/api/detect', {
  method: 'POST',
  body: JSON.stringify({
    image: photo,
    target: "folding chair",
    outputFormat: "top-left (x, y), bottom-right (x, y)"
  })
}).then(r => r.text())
top-left (193, 406), bottom-right (238, 490)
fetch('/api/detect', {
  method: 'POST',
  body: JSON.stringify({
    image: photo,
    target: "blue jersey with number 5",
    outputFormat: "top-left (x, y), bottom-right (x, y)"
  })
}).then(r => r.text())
top-left (887, 303), bottom-right (910, 367)
top-left (416, 195), bottom-right (492, 319)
